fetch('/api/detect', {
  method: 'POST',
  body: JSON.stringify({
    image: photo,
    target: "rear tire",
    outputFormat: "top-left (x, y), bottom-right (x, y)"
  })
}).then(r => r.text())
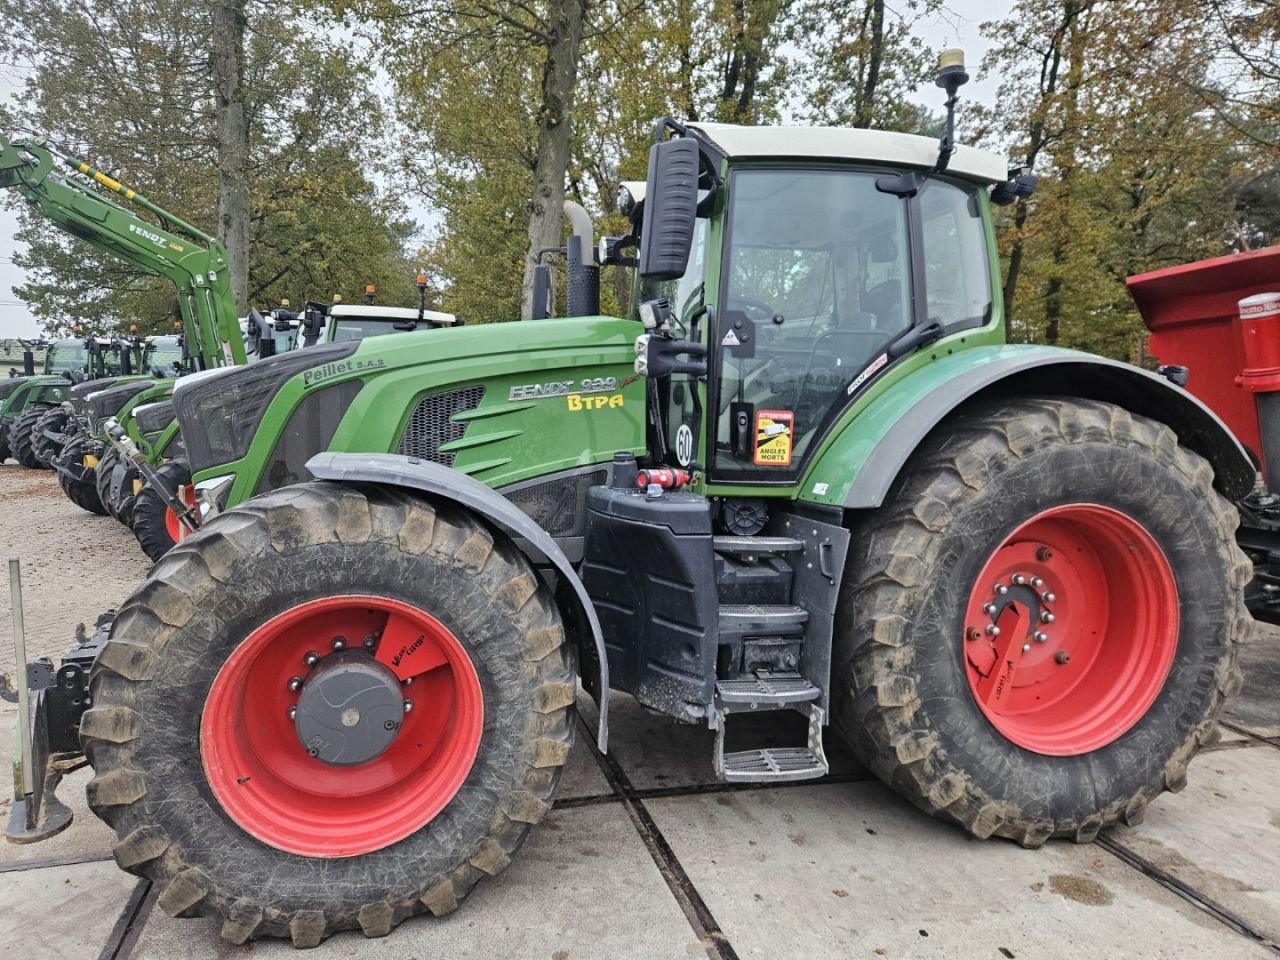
top-left (11, 404), bottom-right (51, 468)
top-left (85, 482), bottom-right (574, 946)
top-left (30, 405), bottom-right (69, 466)
top-left (832, 398), bottom-right (1250, 846)
top-left (130, 460), bottom-right (192, 561)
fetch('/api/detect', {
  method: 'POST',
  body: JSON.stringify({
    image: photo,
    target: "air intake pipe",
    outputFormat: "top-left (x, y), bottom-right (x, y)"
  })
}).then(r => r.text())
top-left (563, 200), bottom-right (599, 318)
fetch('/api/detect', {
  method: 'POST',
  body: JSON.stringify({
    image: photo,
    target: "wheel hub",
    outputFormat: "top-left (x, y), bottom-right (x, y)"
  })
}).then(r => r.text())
top-left (293, 651), bottom-right (405, 765)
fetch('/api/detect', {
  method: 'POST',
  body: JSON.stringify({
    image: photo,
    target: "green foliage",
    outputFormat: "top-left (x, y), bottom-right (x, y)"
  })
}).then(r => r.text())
top-left (0, 0), bottom-right (417, 336)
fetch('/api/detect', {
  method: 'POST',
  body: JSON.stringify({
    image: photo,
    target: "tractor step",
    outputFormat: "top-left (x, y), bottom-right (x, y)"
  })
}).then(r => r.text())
top-left (712, 535), bottom-right (805, 555)
top-left (713, 703), bottom-right (829, 783)
top-left (718, 603), bottom-right (809, 631)
top-left (716, 674), bottom-right (820, 709)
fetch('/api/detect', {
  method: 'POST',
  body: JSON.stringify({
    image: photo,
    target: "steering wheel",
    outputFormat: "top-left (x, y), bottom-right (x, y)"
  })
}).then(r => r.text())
top-left (727, 296), bottom-right (779, 324)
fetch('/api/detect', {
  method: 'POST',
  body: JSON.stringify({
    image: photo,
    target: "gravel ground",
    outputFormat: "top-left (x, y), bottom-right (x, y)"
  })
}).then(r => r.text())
top-left (0, 463), bottom-right (151, 676)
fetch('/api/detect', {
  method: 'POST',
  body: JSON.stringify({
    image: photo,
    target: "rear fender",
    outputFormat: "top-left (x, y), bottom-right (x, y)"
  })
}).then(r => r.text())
top-left (306, 451), bottom-right (609, 751)
top-left (801, 346), bottom-right (1255, 510)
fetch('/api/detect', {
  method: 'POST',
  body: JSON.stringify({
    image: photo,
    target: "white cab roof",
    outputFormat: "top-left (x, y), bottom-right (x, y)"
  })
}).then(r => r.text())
top-left (330, 304), bottom-right (457, 326)
top-left (623, 123), bottom-right (1009, 187)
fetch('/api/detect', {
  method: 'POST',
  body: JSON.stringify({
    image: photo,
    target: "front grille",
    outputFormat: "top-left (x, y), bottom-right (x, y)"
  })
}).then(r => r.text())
top-left (397, 386), bottom-right (485, 466)
top-left (504, 469), bottom-right (607, 537)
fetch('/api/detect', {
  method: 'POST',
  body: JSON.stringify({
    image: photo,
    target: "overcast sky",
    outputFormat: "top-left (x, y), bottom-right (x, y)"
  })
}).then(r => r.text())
top-left (0, 0), bottom-right (1008, 339)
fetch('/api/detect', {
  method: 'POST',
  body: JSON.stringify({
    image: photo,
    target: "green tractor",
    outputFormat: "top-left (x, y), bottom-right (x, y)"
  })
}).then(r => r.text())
top-left (0, 334), bottom-right (123, 466)
top-left (10, 58), bottom-right (1252, 948)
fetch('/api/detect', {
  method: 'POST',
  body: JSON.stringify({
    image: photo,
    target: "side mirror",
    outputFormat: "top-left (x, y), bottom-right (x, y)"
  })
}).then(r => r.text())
top-left (531, 263), bottom-right (554, 320)
top-left (638, 137), bottom-right (699, 280)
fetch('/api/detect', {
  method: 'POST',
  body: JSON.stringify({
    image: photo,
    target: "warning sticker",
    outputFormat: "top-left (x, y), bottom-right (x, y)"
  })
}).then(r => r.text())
top-left (721, 328), bottom-right (741, 346)
top-left (754, 409), bottom-right (794, 466)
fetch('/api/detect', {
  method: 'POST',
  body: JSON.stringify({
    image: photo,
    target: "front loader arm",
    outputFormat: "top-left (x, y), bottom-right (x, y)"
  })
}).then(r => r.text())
top-left (0, 136), bottom-right (246, 369)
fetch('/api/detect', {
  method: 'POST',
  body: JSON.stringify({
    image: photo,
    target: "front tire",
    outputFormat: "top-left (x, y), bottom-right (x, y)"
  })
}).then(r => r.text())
top-left (30, 405), bottom-right (69, 466)
top-left (11, 404), bottom-right (51, 468)
top-left (833, 398), bottom-right (1250, 846)
top-left (84, 482), bottom-right (574, 946)
top-left (130, 459), bottom-right (193, 561)
top-left (58, 467), bottom-right (109, 515)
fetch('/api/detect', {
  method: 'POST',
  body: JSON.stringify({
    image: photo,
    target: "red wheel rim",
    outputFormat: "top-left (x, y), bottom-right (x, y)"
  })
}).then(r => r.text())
top-left (962, 504), bottom-right (1178, 756)
top-left (200, 595), bottom-right (484, 857)
top-left (163, 484), bottom-right (196, 544)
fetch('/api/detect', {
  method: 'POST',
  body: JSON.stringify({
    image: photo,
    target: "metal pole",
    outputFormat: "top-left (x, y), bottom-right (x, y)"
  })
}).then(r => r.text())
top-left (10, 557), bottom-right (32, 797)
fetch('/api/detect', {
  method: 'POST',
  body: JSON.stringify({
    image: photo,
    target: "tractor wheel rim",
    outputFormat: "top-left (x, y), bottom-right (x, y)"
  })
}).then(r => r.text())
top-left (962, 503), bottom-right (1178, 756)
top-left (162, 484), bottom-right (196, 543)
top-left (201, 595), bottom-right (484, 857)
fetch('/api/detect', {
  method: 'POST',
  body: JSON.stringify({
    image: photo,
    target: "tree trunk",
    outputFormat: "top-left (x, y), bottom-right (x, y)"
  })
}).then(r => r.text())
top-left (212, 0), bottom-right (250, 314)
top-left (855, 0), bottom-right (885, 128)
top-left (520, 0), bottom-right (586, 321)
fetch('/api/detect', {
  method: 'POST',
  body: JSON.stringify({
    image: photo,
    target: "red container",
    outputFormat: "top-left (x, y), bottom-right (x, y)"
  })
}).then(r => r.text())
top-left (1127, 246), bottom-right (1280, 470)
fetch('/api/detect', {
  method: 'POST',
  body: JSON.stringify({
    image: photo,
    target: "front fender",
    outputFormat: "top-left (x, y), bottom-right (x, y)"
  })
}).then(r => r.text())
top-left (305, 451), bottom-right (609, 751)
top-left (801, 344), bottom-right (1255, 510)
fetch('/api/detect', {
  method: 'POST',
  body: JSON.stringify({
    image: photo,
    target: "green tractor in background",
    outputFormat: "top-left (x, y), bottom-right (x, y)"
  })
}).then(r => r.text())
top-left (11, 55), bottom-right (1253, 948)
top-left (0, 334), bottom-right (126, 465)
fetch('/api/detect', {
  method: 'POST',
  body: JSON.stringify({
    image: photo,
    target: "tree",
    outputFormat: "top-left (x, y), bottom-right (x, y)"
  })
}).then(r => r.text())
top-left (0, 0), bottom-right (417, 334)
top-left (787, 0), bottom-right (940, 129)
top-left (212, 0), bottom-right (251, 312)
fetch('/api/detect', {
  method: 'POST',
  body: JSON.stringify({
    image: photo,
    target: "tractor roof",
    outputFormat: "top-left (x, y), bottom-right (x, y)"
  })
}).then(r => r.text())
top-left (329, 304), bottom-right (458, 326)
top-left (684, 122), bottom-right (1009, 184)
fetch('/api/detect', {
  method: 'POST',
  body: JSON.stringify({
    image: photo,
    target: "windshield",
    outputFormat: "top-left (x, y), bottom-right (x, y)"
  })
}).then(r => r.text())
top-left (713, 168), bottom-right (913, 479)
top-left (145, 336), bottom-right (186, 376)
top-left (330, 318), bottom-right (428, 342)
top-left (45, 340), bottom-right (87, 376)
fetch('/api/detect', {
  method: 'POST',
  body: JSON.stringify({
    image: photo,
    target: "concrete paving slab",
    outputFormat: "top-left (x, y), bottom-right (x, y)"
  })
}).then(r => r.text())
top-left (581, 690), bottom-right (866, 791)
top-left (1112, 747), bottom-right (1280, 942)
top-left (558, 731), bottom-right (613, 799)
top-left (0, 701), bottom-right (117, 866)
top-left (130, 801), bottom-right (698, 960)
top-left (0, 859), bottom-right (139, 958)
top-left (648, 781), bottom-right (1272, 959)
top-left (1223, 633), bottom-right (1280, 738)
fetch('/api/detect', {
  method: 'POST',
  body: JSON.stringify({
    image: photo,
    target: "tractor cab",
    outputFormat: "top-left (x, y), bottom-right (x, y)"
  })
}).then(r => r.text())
top-left (624, 121), bottom-right (1013, 493)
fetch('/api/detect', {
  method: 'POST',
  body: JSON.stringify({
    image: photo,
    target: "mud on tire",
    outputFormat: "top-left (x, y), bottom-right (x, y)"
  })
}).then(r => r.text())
top-left (832, 398), bottom-right (1250, 847)
top-left (84, 481), bottom-right (575, 947)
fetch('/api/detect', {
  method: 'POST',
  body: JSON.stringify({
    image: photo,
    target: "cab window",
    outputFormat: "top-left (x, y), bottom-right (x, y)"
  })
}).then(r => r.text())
top-left (713, 168), bottom-right (911, 479)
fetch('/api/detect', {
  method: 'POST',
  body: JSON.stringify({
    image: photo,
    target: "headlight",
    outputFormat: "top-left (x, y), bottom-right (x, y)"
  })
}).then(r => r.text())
top-left (174, 341), bottom-right (359, 475)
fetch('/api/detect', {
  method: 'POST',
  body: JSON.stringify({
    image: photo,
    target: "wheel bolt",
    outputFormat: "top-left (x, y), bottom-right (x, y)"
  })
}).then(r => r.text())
top-left (994, 583), bottom-right (1009, 595)
top-left (362, 635), bottom-right (377, 649)
top-left (1012, 573), bottom-right (1026, 585)
top-left (287, 705), bottom-right (297, 720)
top-left (986, 624), bottom-right (1001, 637)
top-left (983, 602), bottom-right (997, 615)
top-left (1042, 592), bottom-right (1056, 603)
top-left (287, 676), bottom-right (303, 692)
top-left (1033, 631), bottom-right (1049, 643)
top-left (1055, 650), bottom-right (1071, 664)
top-left (332, 636), bottom-right (347, 651)
top-left (403, 699), bottom-right (414, 714)
top-left (1022, 643), bottom-right (1031, 652)
top-left (1030, 576), bottom-right (1044, 588)
top-left (1041, 611), bottom-right (1055, 623)
top-left (402, 676), bottom-right (415, 686)
top-left (303, 651), bottom-right (319, 667)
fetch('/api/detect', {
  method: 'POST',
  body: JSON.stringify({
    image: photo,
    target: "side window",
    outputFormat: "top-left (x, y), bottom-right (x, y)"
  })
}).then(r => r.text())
top-left (920, 181), bottom-right (992, 326)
